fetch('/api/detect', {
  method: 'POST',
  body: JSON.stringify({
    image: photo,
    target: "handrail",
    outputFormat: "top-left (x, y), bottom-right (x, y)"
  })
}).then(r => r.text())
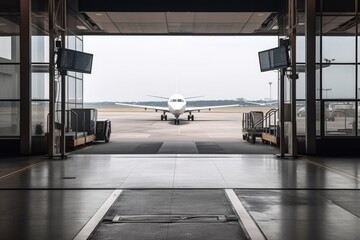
top-left (47, 109), bottom-right (79, 139)
top-left (253, 108), bottom-right (277, 128)
top-left (263, 109), bottom-right (279, 137)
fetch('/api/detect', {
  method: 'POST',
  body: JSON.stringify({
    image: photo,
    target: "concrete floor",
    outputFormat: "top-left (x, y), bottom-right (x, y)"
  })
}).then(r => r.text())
top-left (75, 112), bottom-right (278, 154)
top-left (0, 111), bottom-right (358, 239)
top-left (0, 154), bottom-right (359, 239)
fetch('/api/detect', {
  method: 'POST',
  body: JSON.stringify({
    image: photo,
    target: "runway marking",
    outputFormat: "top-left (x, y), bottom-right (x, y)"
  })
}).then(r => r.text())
top-left (225, 189), bottom-right (266, 240)
top-left (304, 159), bottom-right (360, 181)
top-left (74, 189), bottom-right (122, 240)
top-left (0, 160), bottom-right (47, 180)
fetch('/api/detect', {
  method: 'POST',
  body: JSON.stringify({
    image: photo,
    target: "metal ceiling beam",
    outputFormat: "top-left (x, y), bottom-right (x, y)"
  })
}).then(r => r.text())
top-left (78, 0), bottom-right (282, 12)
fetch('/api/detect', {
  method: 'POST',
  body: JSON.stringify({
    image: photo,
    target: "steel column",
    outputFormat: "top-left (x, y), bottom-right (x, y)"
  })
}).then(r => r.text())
top-left (305, 0), bottom-right (317, 154)
top-left (20, 0), bottom-right (32, 155)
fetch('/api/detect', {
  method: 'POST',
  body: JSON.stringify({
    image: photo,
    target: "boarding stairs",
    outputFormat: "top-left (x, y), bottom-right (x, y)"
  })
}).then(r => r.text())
top-left (242, 109), bottom-right (279, 145)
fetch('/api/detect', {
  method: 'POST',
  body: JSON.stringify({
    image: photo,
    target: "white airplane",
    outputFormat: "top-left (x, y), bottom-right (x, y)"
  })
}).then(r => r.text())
top-left (116, 93), bottom-right (239, 125)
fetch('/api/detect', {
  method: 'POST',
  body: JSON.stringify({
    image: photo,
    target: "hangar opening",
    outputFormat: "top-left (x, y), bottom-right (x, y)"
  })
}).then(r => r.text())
top-left (73, 35), bottom-right (280, 154)
top-left (1, 0), bottom-right (360, 156)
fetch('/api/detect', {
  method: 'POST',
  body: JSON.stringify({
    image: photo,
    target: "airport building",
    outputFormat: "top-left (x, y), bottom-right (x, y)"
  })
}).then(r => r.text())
top-left (0, 0), bottom-right (360, 239)
top-left (1, 0), bottom-right (360, 155)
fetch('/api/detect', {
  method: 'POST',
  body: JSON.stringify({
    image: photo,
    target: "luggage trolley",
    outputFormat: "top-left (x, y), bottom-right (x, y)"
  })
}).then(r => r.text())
top-left (242, 111), bottom-right (264, 144)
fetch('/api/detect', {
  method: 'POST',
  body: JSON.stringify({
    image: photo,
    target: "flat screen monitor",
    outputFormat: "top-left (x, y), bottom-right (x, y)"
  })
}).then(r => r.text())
top-left (57, 48), bottom-right (93, 74)
top-left (258, 46), bottom-right (289, 72)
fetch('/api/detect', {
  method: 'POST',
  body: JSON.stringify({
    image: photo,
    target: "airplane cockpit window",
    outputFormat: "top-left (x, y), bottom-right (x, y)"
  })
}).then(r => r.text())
top-left (177, 99), bottom-right (184, 102)
top-left (170, 99), bottom-right (176, 102)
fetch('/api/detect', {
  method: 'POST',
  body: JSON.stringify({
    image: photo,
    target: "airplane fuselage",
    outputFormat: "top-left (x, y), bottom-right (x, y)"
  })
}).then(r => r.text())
top-left (167, 93), bottom-right (187, 118)
top-left (116, 93), bottom-right (239, 125)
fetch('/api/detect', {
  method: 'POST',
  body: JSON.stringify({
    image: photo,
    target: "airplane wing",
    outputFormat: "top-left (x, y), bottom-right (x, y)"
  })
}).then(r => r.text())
top-left (115, 103), bottom-right (169, 112)
top-left (185, 104), bottom-right (239, 112)
top-left (244, 100), bottom-right (278, 106)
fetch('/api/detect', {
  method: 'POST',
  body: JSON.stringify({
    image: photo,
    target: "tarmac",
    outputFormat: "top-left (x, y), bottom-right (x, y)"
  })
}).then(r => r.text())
top-left (75, 111), bottom-right (278, 154)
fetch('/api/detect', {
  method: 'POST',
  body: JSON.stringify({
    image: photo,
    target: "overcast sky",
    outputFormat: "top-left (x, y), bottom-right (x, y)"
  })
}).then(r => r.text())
top-left (83, 36), bottom-right (278, 102)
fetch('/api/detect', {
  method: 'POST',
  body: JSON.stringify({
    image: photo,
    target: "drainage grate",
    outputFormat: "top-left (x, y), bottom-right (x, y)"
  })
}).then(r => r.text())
top-left (109, 215), bottom-right (238, 223)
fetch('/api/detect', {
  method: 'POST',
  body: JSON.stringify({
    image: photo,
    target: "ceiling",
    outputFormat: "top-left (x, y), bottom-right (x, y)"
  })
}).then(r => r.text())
top-left (80, 12), bottom-right (278, 35)
top-left (0, 0), bottom-right (358, 36)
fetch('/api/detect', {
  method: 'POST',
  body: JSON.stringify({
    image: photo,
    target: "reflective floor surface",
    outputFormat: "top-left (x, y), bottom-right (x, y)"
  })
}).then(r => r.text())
top-left (0, 154), bottom-right (359, 239)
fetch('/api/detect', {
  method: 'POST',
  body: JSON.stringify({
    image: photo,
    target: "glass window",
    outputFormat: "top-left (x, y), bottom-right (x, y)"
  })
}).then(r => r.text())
top-left (76, 79), bottom-right (83, 103)
top-left (76, 36), bottom-right (83, 51)
top-left (67, 35), bottom-right (76, 50)
top-left (296, 72), bottom-right (305, 100)
top-left (32, 36), bottom-right (49, 63)
top-left (32, 101), bottom-right (48, 135)
top-left (325, 101), bottom-right (355, 136)
top-left (0, 36), bottom-right (20, 63)
top-left (0, 65), bottom-right (20, 99)
top-left (322, 36), bottom-right (355, 63)
top-left (322, 65), bottom-right (355, 99)
top-left (296, 36), bottom-right (305, 63)
top-left (316, 65), bottom-right (321, 99)
top-left (0, 101), bottom-right (20, 136)
top-left (67, 77), bottom-right (76, 103)
top-left (32, 72), bottom-right (49, 100)
top-left (316, 101), bottom-right (321, 136)
top-left (296, 101), bottom-right (306, 135)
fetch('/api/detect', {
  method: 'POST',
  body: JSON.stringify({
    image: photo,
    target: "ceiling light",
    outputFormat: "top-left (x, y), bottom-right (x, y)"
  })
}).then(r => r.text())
top-left (76, 25), bottom-right (87, 30)
top-left (258, 13), bottom-right (264, 16)
top-left (0, 23), bottom-right (6, 26)
top-left (298, 22), bottom-right (305, 26)
top-left (95, 13), bottom-right (103, 16)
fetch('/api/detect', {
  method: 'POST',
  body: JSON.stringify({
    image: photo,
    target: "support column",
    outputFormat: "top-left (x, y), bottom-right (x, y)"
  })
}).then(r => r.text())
top-left (288, 0), bottom-right (297, 157)
top-left (20, 0), bottom-right (32, 155)
top-left (48, 0), bottom-right (55, 157)
top-left (305, 0), bottom-right (317, 154)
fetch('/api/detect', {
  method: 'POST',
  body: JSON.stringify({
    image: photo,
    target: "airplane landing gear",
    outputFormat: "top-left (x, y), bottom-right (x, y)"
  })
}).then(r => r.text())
top-left (161, 114), bottom-right (167, 121)
top-left (174, 119), bottom-right (180, 125)
top-left (188, 115), bottom-right (194, 121)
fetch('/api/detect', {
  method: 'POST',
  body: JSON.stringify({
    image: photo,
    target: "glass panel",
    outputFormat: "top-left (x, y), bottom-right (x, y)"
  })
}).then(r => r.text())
top-left (316, 65), bottom-right (320, 99)
top-left (296, 101), bottom-right (305, 135)
top-left (0, 65), bottom-right (20, 99)
top-left (0, 101), bottom-right (20, 136)
top-left (32, 72), bottom-right (49, 100)
top-left (76, 36), bottom-right (83, 51)
top-left (67, 35), bottom-right (76, 50)
top-left (316, 101), bottom-right (321, 136)
top-left (67, 77), bottom-right (76, 103)
top-left (322, 36), bottom-right (355, 63)
top-left (322, 65), bottom-right (355, 99)
top-left (76, 79), bottom-right (83, 103)
top-left (296, 36), bottom-right (305, 63)
top-left (325, 101), bottom-right (355, 136)
top-left (32, 101), bottom-right (48, 135)
top-left (296, 72), bottom-right (305, 100)
top-left (32, 36), bottom-right (49, 63)
top-left (296, 101), bottom-right (321, 136)
top-left (0, 36), bottom-right (20, 63)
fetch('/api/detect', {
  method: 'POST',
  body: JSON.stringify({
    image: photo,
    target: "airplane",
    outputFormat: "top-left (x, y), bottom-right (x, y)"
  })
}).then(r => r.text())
top-left (116, 93), bottom-right (239, 125)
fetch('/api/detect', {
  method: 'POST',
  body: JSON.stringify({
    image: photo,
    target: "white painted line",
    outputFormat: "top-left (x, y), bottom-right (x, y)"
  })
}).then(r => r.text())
top-left (74, 189), bottom-right (122, 240)
top-left (225, 189), bottom-right (266, 240)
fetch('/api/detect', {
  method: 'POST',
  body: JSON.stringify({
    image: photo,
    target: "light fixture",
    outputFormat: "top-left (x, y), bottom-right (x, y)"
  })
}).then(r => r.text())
top-left (76, 25), bottom-right (87, 30)
top-left (95, 13), bottom-right (103, 16)
top-left (298, 22), bottom-right (305, 26)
